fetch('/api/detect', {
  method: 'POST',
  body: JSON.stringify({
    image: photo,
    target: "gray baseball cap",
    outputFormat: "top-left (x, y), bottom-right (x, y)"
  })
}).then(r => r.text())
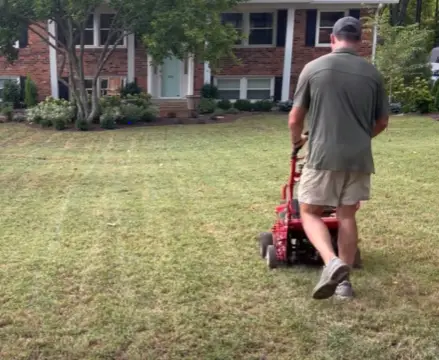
top-left (332, 16), bottom-right (362, 40)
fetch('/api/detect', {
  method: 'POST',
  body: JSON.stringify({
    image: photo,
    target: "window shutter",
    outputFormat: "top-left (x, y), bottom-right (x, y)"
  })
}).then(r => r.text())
top-left (305, 10), bottom-right (317, 47)
top-left (276, 10), bottom-right (288, 47)
top-left (19, 76), bottom-right (26, 104)
top-left (349, 9), bottom-right (361, 19)
top-left (19, 26), bottom-right (28, 48)
top-left (59, 77), bottom-right (69, 100)
top-left (274, 77), bottom-right (283, 101)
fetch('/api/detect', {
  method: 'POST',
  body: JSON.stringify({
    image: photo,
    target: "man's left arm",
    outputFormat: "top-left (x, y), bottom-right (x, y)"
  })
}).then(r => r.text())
top-left (289, 65), bottom-right (311, 148)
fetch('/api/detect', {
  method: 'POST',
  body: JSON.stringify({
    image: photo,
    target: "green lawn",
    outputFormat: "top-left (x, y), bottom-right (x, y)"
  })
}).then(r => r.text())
top-left (1, 116), bottom-right (439, 359)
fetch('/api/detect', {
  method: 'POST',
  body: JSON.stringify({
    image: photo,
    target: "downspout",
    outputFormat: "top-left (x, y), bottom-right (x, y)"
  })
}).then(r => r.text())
top-left (372, 3), bottom-right (383, 65)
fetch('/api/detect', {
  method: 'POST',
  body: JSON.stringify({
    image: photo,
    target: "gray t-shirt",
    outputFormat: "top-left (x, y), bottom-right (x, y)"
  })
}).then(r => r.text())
top-left (293, 47), bottom-right (388, 174)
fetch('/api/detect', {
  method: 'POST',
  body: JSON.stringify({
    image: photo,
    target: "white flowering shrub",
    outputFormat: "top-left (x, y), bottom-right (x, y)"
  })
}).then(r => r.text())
top-left (26, 97), bottom-right (75, 129)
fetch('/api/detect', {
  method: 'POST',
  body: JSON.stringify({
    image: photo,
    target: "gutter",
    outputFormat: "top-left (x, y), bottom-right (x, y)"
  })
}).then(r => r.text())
top-left (372, 3), bottom-right (383, 65)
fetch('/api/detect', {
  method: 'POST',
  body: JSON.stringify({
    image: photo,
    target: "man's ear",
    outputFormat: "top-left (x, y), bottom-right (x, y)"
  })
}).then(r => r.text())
top-left (330, 33), bottom-right (336, 45)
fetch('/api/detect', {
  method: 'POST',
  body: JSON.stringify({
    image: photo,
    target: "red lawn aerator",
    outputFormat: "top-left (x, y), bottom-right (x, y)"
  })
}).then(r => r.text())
top-left (258, 139), bottom-right (361, 269)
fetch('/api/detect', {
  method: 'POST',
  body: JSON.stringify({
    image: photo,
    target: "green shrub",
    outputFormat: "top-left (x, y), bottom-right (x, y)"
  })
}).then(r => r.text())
top-left (198, 98), bottom-right (216, 114)
top-left (26, 97), bottom-right (74, 129)
top-left (75, 119), bottom-right (89, 131)
top-left (24, 75), bottom-right (38, 108)
top-left (201, 84), bottom-right (219, 99)
top-left (1, 104), bottom-right (13, 121)
top-left (100, 95), bottom-right (122, 110)
top-left (252, 100), bottom-right (273, 112)
top-left (393, 77), bottom-right (433, 113)
top-left (122, 92), bottom-right (153, 108)
top-left (278, 100), bottom-right (293, 112)
top-left (100, 112), bottom-right (117, 129)
top-left (233, 99), bottom-right (252, 111)
top-left (120, 103), bottom-right (143, 124)
top-left (211, 108), bottom-right (225, 119)
top-left (54, 118), bottom-right (67, 130)
top-left (226, 107), bottom-right (239, 114)
top-left (120, 81), bottom-right (142, 97)
top-left (40, 118), bottom-right (52, 127)
top-left (217, 99), bottom-right (232, 110)
top-left (2, 80), bottom-right (21, 108)
top-left (141, 106), bottom-right (158, 122)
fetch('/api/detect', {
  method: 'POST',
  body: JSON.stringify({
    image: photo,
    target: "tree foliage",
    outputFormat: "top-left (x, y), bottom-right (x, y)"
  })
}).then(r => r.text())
top-left (374, 12), bottom-right (433, 100)
top-left (0, 0), bottom-right (243, 122)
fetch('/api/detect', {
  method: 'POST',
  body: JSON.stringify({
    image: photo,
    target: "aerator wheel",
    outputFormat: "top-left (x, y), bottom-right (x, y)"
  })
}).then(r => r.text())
top-left (266, 245), bottom-right (277, 269)
top-left (259, 232), bottom-right (273, 259)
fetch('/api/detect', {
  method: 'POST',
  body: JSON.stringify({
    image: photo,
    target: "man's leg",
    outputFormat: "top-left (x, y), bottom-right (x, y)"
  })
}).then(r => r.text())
top-left (334, 172), bottom-right (370, 299)
top-left (298, 168), bottom-right (350, 299)
top-left (300, 204), bottom-right (336, 265)
top-left (336, 204), bottom-right (359, 267)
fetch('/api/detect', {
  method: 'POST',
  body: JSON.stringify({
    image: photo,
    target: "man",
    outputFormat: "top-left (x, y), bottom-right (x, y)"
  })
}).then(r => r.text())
top-left (288, 16), bottom-right (389, 300)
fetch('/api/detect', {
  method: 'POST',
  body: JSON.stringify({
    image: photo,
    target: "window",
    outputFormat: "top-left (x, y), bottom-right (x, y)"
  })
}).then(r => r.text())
top-left (249, 13), bottom-right (273, 45)
top-left (84, 79), bottom-right (93, 95)
top-left (100, 14), bottom-right (123, 46)
top-left (100, 77), bottom-right (126, 96)
top-left (316, 11), bottom-right (347, 46)
top-left (247, 78), bottom-right (271, 99)
top-left (0, 77), bottom-right (20, 101)
top-left (215, 77), bottom-right (273, 100)
top-left (221, 12), bottom-right (275, 46)
top-left (217, 78), bottom-right (241, 100)
top-left (222, 13), bottom-right (243, 45)
top-left (72, 12), bottom-right (126, 47)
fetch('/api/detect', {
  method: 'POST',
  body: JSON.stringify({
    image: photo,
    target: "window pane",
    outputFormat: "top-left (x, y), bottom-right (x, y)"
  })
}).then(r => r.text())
top-left (100, 30), bottom-right (123, 45)
top-left (100, 14), bottom-right (115, 29)
top-left (84, 79), bottom-right (93, 89)
top-left (318, 28), bottom-right (331, 44)
top-left (0, 79), bottom-right (5, 88)
top-left (247, 89), bottom-right (271, 100)
top-left (100, 79), bottom-right (108, 89)
top-left (221, 13), bottom-right (243, 28)
top-left (249, 29), bottom-right (273, 45)
top-left (217, 78), bottom-right (240, 89)
top-left (320, 12), bottom-right (345, 27)
top-left (247, 78), bottom-right (271, 89)
top-left (218, 90), bottom-right (240, 100)
top-left (84, 29), bottom-right (94, 45)
top-left (250, 13), bottom-right (273, 28)
top-left (86, 14), bottom-right (94, 29)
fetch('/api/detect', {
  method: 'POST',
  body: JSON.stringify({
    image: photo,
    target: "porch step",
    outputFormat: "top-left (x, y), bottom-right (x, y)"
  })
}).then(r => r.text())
top-left (152, 99), bottom-right (189, 118)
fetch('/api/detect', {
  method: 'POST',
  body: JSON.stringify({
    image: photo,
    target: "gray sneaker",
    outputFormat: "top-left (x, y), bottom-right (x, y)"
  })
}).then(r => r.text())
top-left (312, 257), bottom-right (350, 299)
top-left (335, 280), bottom-right (354, 300)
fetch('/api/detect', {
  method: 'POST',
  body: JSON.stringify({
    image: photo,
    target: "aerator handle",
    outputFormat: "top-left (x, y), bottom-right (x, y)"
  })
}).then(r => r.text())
top-left (292, 131), bottom-right (309, 158)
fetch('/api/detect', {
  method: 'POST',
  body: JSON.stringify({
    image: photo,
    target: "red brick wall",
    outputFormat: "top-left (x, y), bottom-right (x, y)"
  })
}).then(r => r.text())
top-left (201, 8), bottom-right (373, 98)
top-left (0, 25), bottom-right (51, 100)
top-left (0, 8), bottom-right (373, 100)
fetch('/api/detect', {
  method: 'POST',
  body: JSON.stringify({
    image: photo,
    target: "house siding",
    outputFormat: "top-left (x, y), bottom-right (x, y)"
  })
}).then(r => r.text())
top-left (0, 8), bottom-right (373, 101)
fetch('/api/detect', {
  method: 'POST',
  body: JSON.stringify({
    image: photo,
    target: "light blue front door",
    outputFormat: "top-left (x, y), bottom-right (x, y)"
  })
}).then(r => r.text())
top-left (161, 57), bottom-right (181, 97)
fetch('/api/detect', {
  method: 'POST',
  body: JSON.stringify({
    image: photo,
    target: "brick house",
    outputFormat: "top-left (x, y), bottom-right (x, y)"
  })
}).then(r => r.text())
top-left (0, 0), bottom-right (396, 114)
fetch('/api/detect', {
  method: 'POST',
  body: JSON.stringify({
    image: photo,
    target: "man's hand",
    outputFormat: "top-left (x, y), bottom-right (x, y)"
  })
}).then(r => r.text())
top-left (293, 132), bottom-right (309, 152)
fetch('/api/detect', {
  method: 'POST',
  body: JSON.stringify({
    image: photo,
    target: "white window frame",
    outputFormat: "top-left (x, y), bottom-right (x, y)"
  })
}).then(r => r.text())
top-left (222, 11), bottom-right (277, 47)
top-left (0, 76), bottom-right (20, 102)
top-left (83, 76), bottom-right (127, 96)
top-left (75, 10), bottom-right (127, 49)
top-left (214, 76), bottom-right (274, 101)
top-left (315, 9), bottom-right (348, 47)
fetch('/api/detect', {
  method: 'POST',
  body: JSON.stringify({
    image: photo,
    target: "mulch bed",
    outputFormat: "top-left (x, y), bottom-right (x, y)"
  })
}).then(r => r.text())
top-left (18, 111), bottom-right (281, 132)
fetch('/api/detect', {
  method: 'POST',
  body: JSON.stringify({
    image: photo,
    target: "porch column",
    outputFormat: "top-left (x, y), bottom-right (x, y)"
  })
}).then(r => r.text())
top-left (187, 54), bottom-right (195, 96)
top-left (127, 33), bottom-right (135, 83)
top-left (281, 8), bottom-right (295, 101)
top-left (48, 20), bottom-right (59, 98)
top-left (147, 54), bottom-right (154, 96)
top-left (204, 62), bottom-right (211, 84)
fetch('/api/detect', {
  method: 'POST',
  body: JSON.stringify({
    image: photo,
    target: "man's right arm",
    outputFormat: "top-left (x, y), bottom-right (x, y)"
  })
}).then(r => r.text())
top-left (372, 74), bottom-right (389, 137)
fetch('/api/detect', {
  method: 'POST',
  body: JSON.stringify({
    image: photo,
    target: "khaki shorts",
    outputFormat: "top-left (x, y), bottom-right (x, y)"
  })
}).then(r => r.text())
top-left (298, 167), bottom-right (371, 207)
